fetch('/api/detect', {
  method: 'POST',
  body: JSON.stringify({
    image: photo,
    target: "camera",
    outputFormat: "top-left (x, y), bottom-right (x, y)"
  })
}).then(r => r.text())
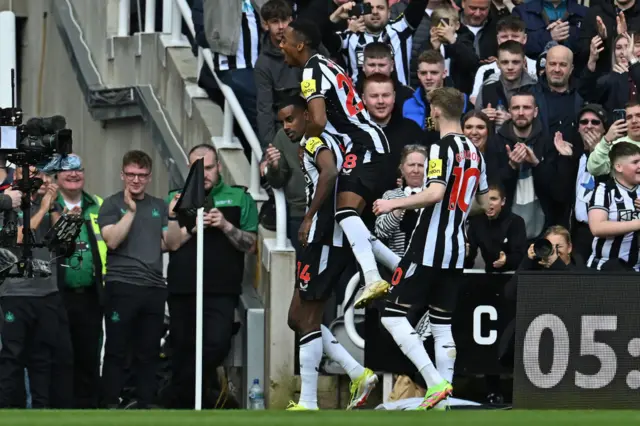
top-left (0, 113), bottom-right (72, 166)
top-left (349, 2), bottom-right (373, 17)
top-left (533, 239), bottom-right (554, 260)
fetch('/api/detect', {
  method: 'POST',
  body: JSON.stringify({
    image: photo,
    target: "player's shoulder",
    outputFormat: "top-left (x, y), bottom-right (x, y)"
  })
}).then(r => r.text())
top-left (303, 136), bottom-right (330, 157)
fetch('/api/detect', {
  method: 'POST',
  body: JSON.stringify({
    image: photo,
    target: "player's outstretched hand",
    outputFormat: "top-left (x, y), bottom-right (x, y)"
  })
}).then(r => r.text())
top-left (373, 199), bottom-right (395, 215)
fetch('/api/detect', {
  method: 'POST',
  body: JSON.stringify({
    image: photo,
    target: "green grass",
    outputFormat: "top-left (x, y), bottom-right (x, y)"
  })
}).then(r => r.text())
top-left (1, 410), bottom-right (640, 426)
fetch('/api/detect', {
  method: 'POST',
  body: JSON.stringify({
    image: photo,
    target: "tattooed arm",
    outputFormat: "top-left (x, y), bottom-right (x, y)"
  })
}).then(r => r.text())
top-left (222, 222), bottom-right (257, 253)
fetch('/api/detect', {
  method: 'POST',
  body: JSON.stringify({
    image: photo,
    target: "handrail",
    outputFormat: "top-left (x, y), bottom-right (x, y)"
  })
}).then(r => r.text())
top-left (116, 0), bottom-right (289, 250)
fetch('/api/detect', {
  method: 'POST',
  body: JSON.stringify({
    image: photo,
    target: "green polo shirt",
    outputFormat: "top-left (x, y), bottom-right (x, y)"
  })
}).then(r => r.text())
top-left (58, 192), bottom-right (99, 288)
top-left (166, 177), bottom-right (258, 233)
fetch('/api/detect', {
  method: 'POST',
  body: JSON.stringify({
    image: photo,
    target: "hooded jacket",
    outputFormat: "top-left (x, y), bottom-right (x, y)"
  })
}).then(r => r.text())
top-left (485, 118), bottom-right (568, 228)
top-left (254, 33), bottom-right (303, 146)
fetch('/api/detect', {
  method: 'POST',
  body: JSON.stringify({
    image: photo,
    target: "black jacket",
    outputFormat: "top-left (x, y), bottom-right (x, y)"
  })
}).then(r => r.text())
top-left (530, 79), bottom-right (583, 140)
top-left (416, 24), bottom-right (480, 95)
top-left (465, 211), bottom-right (527, 273)
top-left (578, 62), bottom-right (640, 113)
top-left (577, 0), bottom-right (640, 73)
top-left (485, 118), bottom-right (569, 229)
top-left (379, 114), bottom-right (428, 193)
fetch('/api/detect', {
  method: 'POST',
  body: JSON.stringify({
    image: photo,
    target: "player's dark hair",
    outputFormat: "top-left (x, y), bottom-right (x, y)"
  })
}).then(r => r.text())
top-left (363, 42), bottom-right (393, 61)
top-left (427, 87), bottom-right (465, 121)
top-left (289, 19), bottom-right (321, 50)
top-left (362, 73), bottom-right (396, 92)
top-left (122, 150), bottom-right (152, 171)
top-left (188, 144), bottom-right (218, 163)
top-left (418, 49), bottom-right (445, 66)
top-left (609, 141), bottom-right (640, 166)
top-left (261, 0), bottom-right (293, 22)
top-left (496, 15), bottom-right (526, 34)
top-left (498, 40), bottom-right (525, 58)
top-left (277, 94), bottom-right (307, 111)
top-left (462, 110), bottom-right (494, 140)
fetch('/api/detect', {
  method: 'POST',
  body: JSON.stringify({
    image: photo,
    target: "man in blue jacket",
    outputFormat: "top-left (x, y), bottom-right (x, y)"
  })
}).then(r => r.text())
top-left (513, 0), bottom-right (587, 59)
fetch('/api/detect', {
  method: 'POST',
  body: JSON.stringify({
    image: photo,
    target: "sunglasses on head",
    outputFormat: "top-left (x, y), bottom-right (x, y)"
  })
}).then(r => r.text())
top-left (579, 119), bottom-right (602, 125)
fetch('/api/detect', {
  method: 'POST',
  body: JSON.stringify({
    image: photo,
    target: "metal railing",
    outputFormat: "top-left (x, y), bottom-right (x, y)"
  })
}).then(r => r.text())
top-left (117, 0), bottom-right (289, 250)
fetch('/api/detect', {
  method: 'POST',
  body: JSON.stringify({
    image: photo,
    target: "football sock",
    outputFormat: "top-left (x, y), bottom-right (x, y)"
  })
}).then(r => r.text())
top-left (430, 311), bottom-right (455, 384)
top-left (335, 208), bottom-right (381, 285)
top-left (371, 237), bottom-right (401, 270)
top-left (298, 331), bottom-right (323, 409)
top-left (321, 325), bottom-right (364, 380)
top-left (381, 314), bottom-right (443, 388)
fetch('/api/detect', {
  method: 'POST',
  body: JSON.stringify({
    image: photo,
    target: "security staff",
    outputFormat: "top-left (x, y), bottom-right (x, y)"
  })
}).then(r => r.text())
top-left (0, 168), bottom-right (74, 408)
top-left (98, 150), bottom-right (183, 409)
top-left (55, 155), bottom-right (106, 408)
top-left (165, 144), bottom-right (258, 408)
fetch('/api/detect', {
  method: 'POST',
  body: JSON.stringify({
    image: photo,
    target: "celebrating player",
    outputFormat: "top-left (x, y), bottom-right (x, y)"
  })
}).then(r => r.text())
top-left (277, 95), bottom-right (377, 411)
top-left (373, 87), bottom-right (489, 410)
top-left (280, 19), bottom-right (393, 309)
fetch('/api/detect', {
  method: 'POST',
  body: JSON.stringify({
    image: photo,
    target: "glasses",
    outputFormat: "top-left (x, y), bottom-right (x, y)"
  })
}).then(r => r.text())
top-left (579, 119), bottom-right (602, 126)
top-left (123, 172), bottom-right (150, 181)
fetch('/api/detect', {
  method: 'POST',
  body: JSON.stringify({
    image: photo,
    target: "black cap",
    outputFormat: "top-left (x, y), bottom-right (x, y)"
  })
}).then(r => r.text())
top-left (579, 103), bottom-right (609, 129)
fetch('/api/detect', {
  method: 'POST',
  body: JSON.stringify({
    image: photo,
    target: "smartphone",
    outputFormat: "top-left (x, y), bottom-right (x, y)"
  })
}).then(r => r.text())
top-left (613, 109), bottom-right (626, 123)
top-left (348, 2), bottom-right (373, 18)
top-left (437, 18), bottom-right (450, 28)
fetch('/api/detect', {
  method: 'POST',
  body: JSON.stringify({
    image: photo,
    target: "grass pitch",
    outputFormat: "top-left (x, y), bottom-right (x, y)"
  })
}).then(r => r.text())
top-left (1, 410), bottom-right (640, 426)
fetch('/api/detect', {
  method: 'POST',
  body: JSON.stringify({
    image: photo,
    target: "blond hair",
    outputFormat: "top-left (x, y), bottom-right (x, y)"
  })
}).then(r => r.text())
top-left (427, 87), bottom-right (465, 121)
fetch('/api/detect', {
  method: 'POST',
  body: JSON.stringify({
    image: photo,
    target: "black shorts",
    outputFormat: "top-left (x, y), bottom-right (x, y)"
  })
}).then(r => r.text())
top-left (385, 259), bottom-right (464, 313)
top-left (337, 148), bottom-right (385, 204)
top-left (296, 244), bottom-right (352, 301)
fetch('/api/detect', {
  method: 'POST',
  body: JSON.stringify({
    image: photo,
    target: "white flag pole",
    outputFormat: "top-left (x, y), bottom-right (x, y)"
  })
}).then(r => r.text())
top-left (194, 206), bottom-right (204, 410)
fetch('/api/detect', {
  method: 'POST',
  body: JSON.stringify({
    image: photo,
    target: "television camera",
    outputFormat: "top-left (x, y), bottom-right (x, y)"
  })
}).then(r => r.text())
top-left (0, 72), bottom-right (83, 281)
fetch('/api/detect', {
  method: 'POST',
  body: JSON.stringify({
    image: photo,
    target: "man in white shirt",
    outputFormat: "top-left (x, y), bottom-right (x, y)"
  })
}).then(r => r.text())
top-left (470, 15), bottom-right (537, 104)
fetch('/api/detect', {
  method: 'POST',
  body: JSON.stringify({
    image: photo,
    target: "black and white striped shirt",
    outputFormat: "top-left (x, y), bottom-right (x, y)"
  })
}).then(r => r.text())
top-left (574, 153), bottom-right (596, 224)
top-left (301, 132), bottom-right (351, 246)
top-left (301, 54), bottom-right (389, 154)
top-left (374, 187), bottom-right (422, 255)
top-left (587, 179), bottom-right (640, 271)
top-left (405, 134), bottom-right (488, 269)
top-left (339, 15), bottom-right (415, 85)
top-left (212, 0), bottom-right (261, 71)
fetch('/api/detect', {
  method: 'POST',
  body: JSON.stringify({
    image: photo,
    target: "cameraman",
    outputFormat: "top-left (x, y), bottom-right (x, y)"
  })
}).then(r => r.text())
top-left (520, 225), bottom-right (584, 271)
top-left (0, 167), bottom-right (73, 408)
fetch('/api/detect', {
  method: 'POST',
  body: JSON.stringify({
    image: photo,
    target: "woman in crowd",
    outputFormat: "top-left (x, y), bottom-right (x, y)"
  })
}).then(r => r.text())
top-left (463, 111), bottom-right (492, 153)
top-left (374, 145), bottom-right (427, 256)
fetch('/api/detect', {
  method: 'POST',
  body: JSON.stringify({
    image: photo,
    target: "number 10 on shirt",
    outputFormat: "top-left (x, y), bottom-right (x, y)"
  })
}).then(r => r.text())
top-left (448, 167), bottom-right (480, 213)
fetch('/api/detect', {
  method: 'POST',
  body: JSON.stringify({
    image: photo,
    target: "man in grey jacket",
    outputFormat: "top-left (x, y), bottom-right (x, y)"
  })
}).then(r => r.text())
top-left (264, 95), bottom-right (307, 256)
top-left (255, 0), bottom-right (300, 147)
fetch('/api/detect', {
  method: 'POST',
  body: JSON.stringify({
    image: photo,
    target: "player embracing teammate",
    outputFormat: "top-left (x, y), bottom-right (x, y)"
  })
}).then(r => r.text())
top-left (281, 17), bottom-right (488, 411)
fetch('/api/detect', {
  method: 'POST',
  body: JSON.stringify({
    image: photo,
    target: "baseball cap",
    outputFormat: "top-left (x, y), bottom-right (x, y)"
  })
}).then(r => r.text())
top-left (578, 103), bottom-right (609, 129)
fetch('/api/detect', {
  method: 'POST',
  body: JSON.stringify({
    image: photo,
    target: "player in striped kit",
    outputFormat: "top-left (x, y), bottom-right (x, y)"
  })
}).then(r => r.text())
top-left (280, 19), bottom-right (397, 309)
top-left (373, 87), bottom-right (489, 410)
top-left (277, 95), bottom-right (377, 411)
top-left (587, 142), bottom-right (640, 271)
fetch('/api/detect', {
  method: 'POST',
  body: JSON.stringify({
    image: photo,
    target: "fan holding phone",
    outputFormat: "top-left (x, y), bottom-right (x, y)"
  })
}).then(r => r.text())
top-left (328, 0), bottom-right (429, 85)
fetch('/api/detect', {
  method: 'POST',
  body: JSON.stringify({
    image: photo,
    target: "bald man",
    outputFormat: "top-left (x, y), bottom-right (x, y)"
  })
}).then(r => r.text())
top-left (531, 45), bottom-right (582, 143)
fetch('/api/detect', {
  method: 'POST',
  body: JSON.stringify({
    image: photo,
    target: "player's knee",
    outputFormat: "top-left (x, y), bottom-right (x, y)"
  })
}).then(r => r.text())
top-left (429, 308), bottom-right (453, 326)
top-left (335, 207), bottom-right (359, 224)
